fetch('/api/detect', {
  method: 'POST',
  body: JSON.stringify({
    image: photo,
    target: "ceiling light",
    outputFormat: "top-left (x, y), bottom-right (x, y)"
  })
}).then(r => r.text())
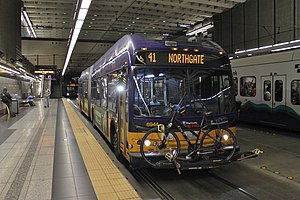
top-left (132, 21), bottom-right (135, 23)
top-left (136, 17), bottom-right (140, 20)
top-left (78, 9), bottom-right (88, 20)
top-left (0, 64), bottom-right (20, 75)
top-left (62, 0), bottom-right (93, 76)
top-left (94, 14), bottom-right (97, 17)
top-left (163, 20), bottom-right (166, 23)
top-left (22, 10), bottom-right (37, 38)
top-left (92, 18), bottom-right (95, 21)
top-left (81, 0), bottom-right (92, 9)
top-left (186, 23), bottom-right (213, 36)
top-left (271, 45), bottom-right (300, 52)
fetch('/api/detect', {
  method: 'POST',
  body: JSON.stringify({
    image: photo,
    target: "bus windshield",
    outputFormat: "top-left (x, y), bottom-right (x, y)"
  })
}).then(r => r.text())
top-left (133, 67), bottom-right (234, 118)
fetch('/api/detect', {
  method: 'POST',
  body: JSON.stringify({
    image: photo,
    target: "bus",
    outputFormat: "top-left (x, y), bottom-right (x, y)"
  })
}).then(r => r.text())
top-left (78, 34), bottom-right (239, 169)
top-left (63, 82), bottom-right (78, 99)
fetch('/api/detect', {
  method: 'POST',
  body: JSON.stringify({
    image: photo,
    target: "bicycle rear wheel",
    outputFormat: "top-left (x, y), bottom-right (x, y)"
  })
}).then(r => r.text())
top-left (140, 127), bottom-right (180, 167)
top-left (199, 127), bottom-right (237, 160)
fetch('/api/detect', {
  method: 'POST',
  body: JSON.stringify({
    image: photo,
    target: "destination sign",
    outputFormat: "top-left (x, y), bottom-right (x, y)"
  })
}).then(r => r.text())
top-left (135, 51), bottom-right (205, 65)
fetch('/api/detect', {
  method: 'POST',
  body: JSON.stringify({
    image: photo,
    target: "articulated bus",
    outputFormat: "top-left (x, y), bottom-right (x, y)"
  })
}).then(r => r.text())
top-left (78, 34), bottom-right (238, 169)
top-left (63, 83), bottom-right (78, 99)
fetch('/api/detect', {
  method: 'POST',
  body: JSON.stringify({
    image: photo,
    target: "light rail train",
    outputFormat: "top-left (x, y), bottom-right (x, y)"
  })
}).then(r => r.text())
top-left (231, 49), bottom-right (300, 131)
top-left (78, 34), bottom-right (241, 169)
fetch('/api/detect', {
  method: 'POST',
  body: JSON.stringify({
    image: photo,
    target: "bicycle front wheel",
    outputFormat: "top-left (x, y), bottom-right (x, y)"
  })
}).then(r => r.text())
top-left (199, 127), bottom-right (237, 161)
top-left (140, 127), bottom-right (180, 167)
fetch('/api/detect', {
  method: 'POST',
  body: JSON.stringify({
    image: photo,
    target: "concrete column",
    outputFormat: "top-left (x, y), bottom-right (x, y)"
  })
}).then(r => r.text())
top-left (259, 0), bottom-right (275, 46)
top-left (0, 0), bottom-right (21, 62)
top-left (221, 10), bottom-right (232, 53)
top-left (276, 0), bottom-right (293, 43)
top-left (296, 0), bottom-right (300, 39)
top-left (232, 4), bottom-right (244, 52)
top-left (245, 0), bottom-right (258, 49)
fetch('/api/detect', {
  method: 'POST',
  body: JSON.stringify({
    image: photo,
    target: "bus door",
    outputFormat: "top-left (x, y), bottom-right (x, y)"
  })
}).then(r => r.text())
top-left (117, 74), bottom-right (128, 156)
top-left (261, 75), bottom-right (286, 110)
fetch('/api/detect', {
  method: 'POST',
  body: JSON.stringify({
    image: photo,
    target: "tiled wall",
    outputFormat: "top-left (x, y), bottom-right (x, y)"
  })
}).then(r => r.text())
top-left (0, 76), bottom-right (30, 110)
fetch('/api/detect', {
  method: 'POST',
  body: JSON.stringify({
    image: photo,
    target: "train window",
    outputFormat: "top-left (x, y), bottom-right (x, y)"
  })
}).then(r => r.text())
top-left (274, 80), bottom-right (283, 102)
top-left (291, 80), bottom-right (300, 105)
top-left (264, 80), bottom-right (271, 101)
top-left (233, 77), bottom-right (238, 96)
top-left (240, 76), bottom-right (256, 97)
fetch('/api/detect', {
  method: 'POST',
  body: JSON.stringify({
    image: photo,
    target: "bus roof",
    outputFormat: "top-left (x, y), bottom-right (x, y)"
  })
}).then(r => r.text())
top-left (80, 34), bottom-right (227, 79)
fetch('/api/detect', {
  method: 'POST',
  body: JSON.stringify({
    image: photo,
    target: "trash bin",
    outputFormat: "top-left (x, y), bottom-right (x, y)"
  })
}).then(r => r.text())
top-left (11, 99), bottom-right (19, 114)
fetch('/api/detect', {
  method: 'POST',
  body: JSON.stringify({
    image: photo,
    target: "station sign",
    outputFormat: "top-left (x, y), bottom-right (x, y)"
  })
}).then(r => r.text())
top-left (34, 70), bottom-right (55, 75)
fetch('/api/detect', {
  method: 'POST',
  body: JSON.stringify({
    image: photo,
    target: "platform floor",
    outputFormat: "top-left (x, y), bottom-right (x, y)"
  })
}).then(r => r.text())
top-left (0, 99), bottom-right (141, 200)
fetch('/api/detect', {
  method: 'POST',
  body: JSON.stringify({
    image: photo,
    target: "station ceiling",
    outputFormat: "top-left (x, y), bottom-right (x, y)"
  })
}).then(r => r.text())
top-left (22, 0), bottom-right (246, 77)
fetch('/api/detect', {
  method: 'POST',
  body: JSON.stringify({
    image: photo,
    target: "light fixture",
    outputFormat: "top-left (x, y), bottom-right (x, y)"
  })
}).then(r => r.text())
top-left (271, 45), bottom-right (300, 52)
top-left (22, 9), bottom-right (37, 38)
top-left (144, 140), bottom-right (151, 147)
top-left (186, 23), bottom-right (213, 36)
top-left (116, 85), bottom-right (125, 92)
top-left (0, 64), bottom-right (20, 74)
top-left (223, 134), bottom-right (229, 141)
top-left (62, 0), bottom-right (92, 76)
top-left (235, 39), bottom-right (300, 55)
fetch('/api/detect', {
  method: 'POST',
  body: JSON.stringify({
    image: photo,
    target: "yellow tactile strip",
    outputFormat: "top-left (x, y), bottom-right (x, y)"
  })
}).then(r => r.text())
top-left (62, 99), bottom-right (141, 200)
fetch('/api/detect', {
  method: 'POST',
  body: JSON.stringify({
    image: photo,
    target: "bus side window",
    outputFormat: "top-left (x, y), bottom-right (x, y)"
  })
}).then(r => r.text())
top-left (107, 74), bottom-right (117, 110)
top-left (100, 77), bottom-right (107, 108)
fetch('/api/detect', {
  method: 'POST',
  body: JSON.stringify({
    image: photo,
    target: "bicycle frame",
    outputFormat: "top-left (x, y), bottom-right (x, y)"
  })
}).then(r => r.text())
top-left (164, 101), bottom-right (209, 154)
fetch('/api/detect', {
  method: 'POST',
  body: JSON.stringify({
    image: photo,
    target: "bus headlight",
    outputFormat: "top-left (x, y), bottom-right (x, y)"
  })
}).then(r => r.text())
top-left (116, 85), bottom-right (125, 92)
top-left (144, 140), bottom-right (151, 147)
top-left (223, 134), bottom-right (229, 141)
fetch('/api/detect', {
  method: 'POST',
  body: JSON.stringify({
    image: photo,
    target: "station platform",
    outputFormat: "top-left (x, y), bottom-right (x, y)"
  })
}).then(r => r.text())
top-left (0, 99), bottom-right (141, 200)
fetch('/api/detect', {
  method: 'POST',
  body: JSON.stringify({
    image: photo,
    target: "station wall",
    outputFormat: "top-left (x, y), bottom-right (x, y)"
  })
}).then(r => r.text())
top-left (213, 0), bottom-right (299, 54)
top-left (0, 76), bottom-right (31, 110)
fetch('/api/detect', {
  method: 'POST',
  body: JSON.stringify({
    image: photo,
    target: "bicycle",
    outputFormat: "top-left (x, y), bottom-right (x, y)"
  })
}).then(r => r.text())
top-left (140, 95), bottom-right (237, 173)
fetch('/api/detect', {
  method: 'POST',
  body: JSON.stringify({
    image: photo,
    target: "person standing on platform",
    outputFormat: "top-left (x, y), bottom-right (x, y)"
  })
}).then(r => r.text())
top-left (1, 87), bottom-right (13, 115)
top-left (44, 87), bottom-right (51, 108)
